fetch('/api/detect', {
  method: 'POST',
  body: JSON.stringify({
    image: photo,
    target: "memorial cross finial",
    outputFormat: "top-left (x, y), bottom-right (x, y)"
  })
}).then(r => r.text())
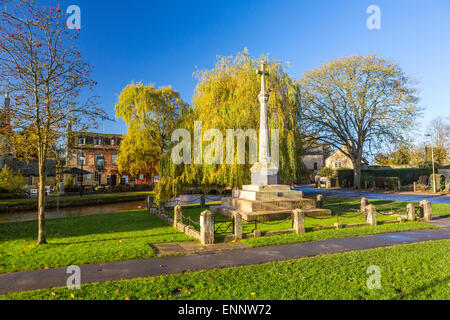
top-left (257, 59), bottom-right (269, 95)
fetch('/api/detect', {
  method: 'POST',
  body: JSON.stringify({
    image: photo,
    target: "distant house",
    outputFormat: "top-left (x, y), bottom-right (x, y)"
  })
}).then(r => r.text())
top-left (302, 144), bottom-right (327, 173)
top-left (3, 157), bottom-right (56, 186)
top-left (65, 131), bottom-right (155, 187)
top-left (325, 146), bottom-right (369, 170)
top-left (65, 131), bottom-right (124, 187)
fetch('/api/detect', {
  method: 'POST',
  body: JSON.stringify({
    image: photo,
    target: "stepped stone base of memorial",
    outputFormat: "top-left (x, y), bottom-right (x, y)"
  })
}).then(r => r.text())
top-left (210, 184), bottom-right (331, 222)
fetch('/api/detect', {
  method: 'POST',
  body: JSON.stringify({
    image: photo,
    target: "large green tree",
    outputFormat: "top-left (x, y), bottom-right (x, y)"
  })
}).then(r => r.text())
top-left (300, 55), bottom-right (420, 189)
top-left (115, 83), bottom-right (189, 180)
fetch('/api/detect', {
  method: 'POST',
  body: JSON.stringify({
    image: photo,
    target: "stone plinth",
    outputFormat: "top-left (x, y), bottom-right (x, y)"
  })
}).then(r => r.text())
top-left (211, 184), bottom-right (331, 222)
top-left (250, 161), bottom-right (279, 185)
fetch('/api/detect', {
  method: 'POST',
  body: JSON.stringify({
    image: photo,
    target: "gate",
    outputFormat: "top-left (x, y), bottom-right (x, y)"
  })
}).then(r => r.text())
top-left (214, 217), bottom-right (234, 235)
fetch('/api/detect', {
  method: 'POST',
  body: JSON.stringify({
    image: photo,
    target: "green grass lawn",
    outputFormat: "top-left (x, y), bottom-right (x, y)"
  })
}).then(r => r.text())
top-left (3, 240), bottom-right (448, 300)
top-left (0, 209), bottom-right (192, 274)
top-left (242, 222), bottom-right (438, 247)
top-left (0, 196), bottom-right (446, 275)
top-left (0, 191), bottom-right (154, 206)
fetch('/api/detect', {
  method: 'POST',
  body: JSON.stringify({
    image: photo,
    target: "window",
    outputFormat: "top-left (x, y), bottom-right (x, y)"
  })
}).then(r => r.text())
top-left (78, 137), bottom-right (85, 145)
top-left (314, 162), bottom-right (318, 170)
top-left (95, 171), bottom-right (101, 183)
top-left (77, 153), bottom-right (86, 166)
top-left (111, 154), bottom-right (117, 165)
top-left (334, 161), bottom-right (342, 168)
top-left (111, 139), bottom-right (115, 146)
top-left (94, 137), bottom-right (102, 146)
top-left (77, 174), bottom-right (83, 183)
top-left (95, 155), bottom-right (105, 169)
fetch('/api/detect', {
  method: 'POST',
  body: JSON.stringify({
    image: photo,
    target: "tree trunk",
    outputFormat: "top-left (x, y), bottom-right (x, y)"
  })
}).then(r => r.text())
top-left (353, 160), bottom-right (361, 190)
top-left (37, 157), bottom-right (47, 245)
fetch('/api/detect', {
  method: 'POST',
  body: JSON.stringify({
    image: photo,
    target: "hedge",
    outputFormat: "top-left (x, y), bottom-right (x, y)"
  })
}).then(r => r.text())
top-left (336, 168), bottom-right (433, 187)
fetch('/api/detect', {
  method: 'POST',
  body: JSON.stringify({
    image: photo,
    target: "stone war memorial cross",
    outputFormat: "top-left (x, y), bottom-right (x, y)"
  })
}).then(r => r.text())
top-left (250, 59), bottom-right (279, 185)
top-left (211, 59), bottom-right (331, 222)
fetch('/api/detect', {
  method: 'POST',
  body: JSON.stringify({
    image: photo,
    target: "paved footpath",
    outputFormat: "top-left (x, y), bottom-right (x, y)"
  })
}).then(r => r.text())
top-left (0, 227), bottom-right (449, 295)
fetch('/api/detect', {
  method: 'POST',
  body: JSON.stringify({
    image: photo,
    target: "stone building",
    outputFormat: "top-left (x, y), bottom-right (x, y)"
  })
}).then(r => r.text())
top-left (65, 131), bottom-right (124, 187)
top-left (325, 146), bottom-right (368, 169)
top-left (4, 157), bottom-right (56, 186)
top-left (302, 144), bottom-right (326, 173)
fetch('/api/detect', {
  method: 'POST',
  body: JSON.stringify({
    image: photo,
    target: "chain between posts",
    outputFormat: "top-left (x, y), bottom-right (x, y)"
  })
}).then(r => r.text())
top-left (178, 211), bottom-right (200, 227)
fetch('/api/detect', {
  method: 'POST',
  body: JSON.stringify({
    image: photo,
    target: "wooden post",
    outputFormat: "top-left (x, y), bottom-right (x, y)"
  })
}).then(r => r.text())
top-left (234, 212), bottom-right (243, 240)
top-left (174, 205), bottom-right (182, 228)
top-left (200, 210), bottom-right (214, 245)
top-left (413, 182), bottom-right (416, 193)
top-left (406, 203), bottom-right (415, 221)
top-left (316, 194), bottom-right (324, 208)
top-left (366, 205), bottom-right (377, 226)
top-left (419, 200), bottom-right (432, 222)
top-left (293, 209), bottom-right (305, 234)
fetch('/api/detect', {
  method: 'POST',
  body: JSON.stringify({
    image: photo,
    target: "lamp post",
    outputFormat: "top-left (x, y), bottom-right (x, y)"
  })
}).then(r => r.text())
top-left (425, 134), bottom-right (436, 193)
top-left (79, 154), bottom-right (85, 197)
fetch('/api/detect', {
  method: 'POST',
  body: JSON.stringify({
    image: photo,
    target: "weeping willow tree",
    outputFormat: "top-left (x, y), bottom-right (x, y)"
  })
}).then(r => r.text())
top-left (115, 83), bottom-right (189, 193)
top-left (158, 50), bottom-right (303, 201)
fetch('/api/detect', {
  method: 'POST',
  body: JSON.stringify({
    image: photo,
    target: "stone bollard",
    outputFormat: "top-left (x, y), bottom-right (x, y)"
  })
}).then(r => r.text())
top-left (158, 201), bottom-right (166, 216)
top-left (316, 194), bottom-right (324, 208)
top-left (200, 195), bottom-right (206, 208)
top-left (406, 203), bottom-right (415, 221)
top-left (419, 200), bottom-right (432, 222)
top-left (253, 229), bottom-right (261, 238)
top-left (366, 205), bottom-right (377, 226)
top-left (173, 205), bottom-right (182, 229)
top-left (293, 209), bottom-right (305, 234)
top-left (234, 212), bottom-right (243, 240)
top-left (200, 210), bottom-right (214, 245)
top-left (334, 222), bottom-right (343, 229)
top-left (360, 197), bottom-right (369, 213)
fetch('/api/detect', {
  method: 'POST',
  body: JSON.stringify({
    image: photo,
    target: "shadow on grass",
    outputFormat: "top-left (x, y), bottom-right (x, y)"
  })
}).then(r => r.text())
top-left (52, 232), bottom-right (186, 246)
top-left (398, 275), bottom-right (450, 300)
top-left (0, 210), bottom-right (175, 242)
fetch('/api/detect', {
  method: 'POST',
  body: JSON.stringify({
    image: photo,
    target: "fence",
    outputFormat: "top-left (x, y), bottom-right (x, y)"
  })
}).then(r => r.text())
top-left (148, 195), bottom-right (433, 245)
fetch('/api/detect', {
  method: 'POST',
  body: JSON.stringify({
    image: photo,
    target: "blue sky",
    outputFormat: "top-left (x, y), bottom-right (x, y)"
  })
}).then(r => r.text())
top-left (56, 0), bottom-right (449, 142)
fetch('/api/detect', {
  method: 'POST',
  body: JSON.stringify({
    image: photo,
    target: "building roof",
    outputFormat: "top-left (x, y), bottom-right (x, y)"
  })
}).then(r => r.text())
top-left (62, 167), bottom-right (93, 175)
top-left (72, 131), bottom-right (124, 138)
top-left (4, 157), bottom-right (56, 177)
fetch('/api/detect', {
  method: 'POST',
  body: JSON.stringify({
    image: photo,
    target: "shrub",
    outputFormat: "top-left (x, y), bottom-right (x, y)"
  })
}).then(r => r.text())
top-left (0, 168), bottom-right (26, 197)
top-left (430, 174), bottom-right (445, 192)
top-left (318, 167), bottom-right (335, 178)
top-left (338, 168), bottom-right (433, 187)
top-left (65, 176), bottom-right (73, 188)
top-left (385, 177), bottom-right (401, 191)
top-left (337, 169), bottom-right (354, 188)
